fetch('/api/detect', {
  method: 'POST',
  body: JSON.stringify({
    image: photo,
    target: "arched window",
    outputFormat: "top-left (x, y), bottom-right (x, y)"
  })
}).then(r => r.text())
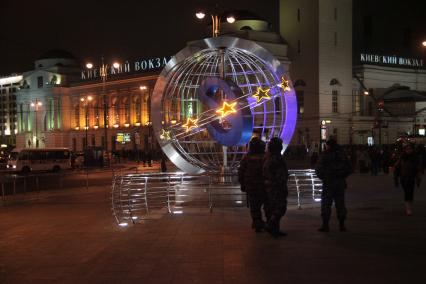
top-left (330, 78), bottom-right (340, 86)
top-left (294, 79), bottom-right (306, 87)
top-left (240, 26), bottom-right (253, 30)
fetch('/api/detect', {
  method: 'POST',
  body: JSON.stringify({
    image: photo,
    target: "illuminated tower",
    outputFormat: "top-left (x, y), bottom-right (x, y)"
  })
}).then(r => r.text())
top-left (279, 0), bottom-right (353, 146)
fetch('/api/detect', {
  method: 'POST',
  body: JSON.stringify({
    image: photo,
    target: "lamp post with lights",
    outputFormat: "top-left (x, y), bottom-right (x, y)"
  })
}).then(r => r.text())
top-left (30, 99), bottom-right (42, 148)
top-left (195, 8), bottom-right (236, 173)
top-left (195, 10), bottom-right (235, 37)
top-left (86, 59), bottom-right (120, 160)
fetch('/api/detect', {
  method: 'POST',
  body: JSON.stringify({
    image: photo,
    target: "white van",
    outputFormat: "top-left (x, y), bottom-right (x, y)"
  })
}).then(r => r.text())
top-left (7, 148), bottom-right (72, 173)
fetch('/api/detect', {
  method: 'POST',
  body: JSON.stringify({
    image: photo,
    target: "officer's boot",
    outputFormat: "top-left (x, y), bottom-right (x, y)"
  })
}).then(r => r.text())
top-left (405, 202), bottom-right (412, 216)
top-left (339, 219), bottom-right (347, 232)
top-left (318, 219), bottom-right (330, 232)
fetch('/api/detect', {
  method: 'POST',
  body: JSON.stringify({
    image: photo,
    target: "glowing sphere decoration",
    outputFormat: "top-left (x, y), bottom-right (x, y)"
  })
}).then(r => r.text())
top-left (152, 37), bottom-right (297, 173)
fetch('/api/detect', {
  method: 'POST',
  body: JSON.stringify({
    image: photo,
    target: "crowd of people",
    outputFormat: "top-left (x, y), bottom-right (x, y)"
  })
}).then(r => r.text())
top-left (238, 137), bottom-right (422, 238)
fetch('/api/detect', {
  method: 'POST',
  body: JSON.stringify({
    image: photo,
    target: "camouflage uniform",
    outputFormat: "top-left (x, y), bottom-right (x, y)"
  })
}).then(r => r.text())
top-left (315, 147), bottom-right (352, 228)
top-left (238, 153), bottom-right (269, 230)
top-left (263, 154), bottom-right (289, 234)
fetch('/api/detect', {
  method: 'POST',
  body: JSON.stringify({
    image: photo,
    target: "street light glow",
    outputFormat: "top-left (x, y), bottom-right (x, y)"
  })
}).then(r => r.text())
top-left (88, 96), bottom-right (93, 101)
top-left (30, 102), bottom-right (35, 107)
top-left (113, 62), bottom-right (120, 69)
top-left (226, 16), bottom-right (236, 23)
top-left (37, 101), bottom-right (42, 106)
top-left (86, 63), bottom-right (93, 69)
top-left (80, 97), bottom-right (85, 102)
top-left (139, 85), bottom-right (147, 90)
top-left (195, 11), bottom-right (205, 19)
top-left (422, 41), bottom-right (426, 47)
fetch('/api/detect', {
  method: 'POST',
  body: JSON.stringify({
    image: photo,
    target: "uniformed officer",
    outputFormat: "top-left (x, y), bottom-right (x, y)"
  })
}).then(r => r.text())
top-left (263, 137), bottom-right (289, 237)
top-left (238, 137), bottom-right (268, 232)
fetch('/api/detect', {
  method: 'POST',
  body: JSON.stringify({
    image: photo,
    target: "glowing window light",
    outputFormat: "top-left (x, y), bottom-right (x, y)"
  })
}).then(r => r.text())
top-left (216, 101), bottom-right (237, 118)
top-left (182, 117), bottom-right (198, 132)
top-left (113, 124), bottom-right (119, 128)
top-left (252, 87), bottom-right (271, 103)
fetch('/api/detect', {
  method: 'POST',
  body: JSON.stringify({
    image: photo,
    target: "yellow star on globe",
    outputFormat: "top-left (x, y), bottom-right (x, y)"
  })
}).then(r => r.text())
top-left (279, 77), bottom-right (291, 92)
top-left (216, 101), bottom-right (237, 118)
top-left (252, 87), bottom-right (271, 103)
top-left (160, 129), bottom-right (171, 140)
top-left (182, 117), bottom-right (198, 132)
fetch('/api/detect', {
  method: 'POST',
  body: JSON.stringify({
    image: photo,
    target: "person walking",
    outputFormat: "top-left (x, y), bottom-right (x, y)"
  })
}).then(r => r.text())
top-left (315, 138), bottom-right (352, 232)
top-left (394, 143), bottom-right (422, 216)
top-left (263, 137), bottom-right (289, 237)
top-left (238, 137), bottom-right (268, 232)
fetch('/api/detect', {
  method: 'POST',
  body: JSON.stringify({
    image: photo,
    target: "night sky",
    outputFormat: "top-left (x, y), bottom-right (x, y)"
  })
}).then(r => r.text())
top-left (0, 0), bottom-right (425, 76)
top-left (0, 0), bottom-right (278, 75)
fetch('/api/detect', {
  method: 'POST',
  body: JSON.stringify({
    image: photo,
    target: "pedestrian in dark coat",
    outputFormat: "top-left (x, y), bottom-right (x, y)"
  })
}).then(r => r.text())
top-left (394, 143), bottom-right (422, 215)
top-left (315, 138), bottom-right (352, 232)
top-left (263, 137), bottom-right (289, 237)
top-left (238, 137), bottom-right (268, 232)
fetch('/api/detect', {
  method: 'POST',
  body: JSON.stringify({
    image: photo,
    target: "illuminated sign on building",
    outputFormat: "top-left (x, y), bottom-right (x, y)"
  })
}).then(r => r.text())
top-left (80, 56), bottom-right (172, 80)
top-left (360, 53), bottom-right (424, 68)
top-left (116, 133), bottom-right (131, 144)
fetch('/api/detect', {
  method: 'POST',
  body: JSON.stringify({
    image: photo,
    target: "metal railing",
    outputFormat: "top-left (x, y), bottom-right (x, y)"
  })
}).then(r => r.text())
top-left (111, 169), bottom-right (322, 226)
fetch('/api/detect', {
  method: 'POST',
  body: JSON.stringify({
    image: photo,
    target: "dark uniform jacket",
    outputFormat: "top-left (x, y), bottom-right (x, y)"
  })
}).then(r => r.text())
top-left (263, 154), bottom-right (289, 193)
top-left (238, 154), bottom-right (265, 193)
top-left (315, 147), bottom-right (352, 189)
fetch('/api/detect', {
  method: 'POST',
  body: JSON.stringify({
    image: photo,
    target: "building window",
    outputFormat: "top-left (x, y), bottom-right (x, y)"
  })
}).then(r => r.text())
top-left (74, 105), bottom-right (80, 127)
top-left (297, 40), bottom-right (301, 54)
top-left (114, 102), bottom-right (120, 125)
top-left (297, 9), bottom-right (300, 22)
top-left (94, 103), bottom-right (100, 126)
top-left (124, 101), bottom-right (130, 124)
top-left (135, 97), bottom-right (141, 123)
top-left (37, 76), bottom-right (43, 88)
top-left (296, 90), bottom-right (304, 114)
top-left (352, 90), bottom-right (360, 115)
top-left (367, 101), bottom-right (373, 116)
top-left (332, 90), bottom-right (338, 113)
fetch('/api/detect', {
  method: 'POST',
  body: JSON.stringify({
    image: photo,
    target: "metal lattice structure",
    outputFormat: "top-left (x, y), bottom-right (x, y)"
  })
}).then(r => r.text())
top-left (152, 37), bottom-right (297, 174)
top-left (111, 170), bottom-right (322, 227)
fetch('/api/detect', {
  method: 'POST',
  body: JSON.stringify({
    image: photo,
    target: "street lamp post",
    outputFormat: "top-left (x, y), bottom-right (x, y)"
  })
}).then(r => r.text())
top-left (195, 9), bottom-right (236, 37)
top-left (30, 99), bottom-right (42, 148)
top-left (195, 8), bottom-right (236, 176)
top-left (80, 96), bottom-right (93, 150)
top-left (86, 59), bottom-right (120, 160)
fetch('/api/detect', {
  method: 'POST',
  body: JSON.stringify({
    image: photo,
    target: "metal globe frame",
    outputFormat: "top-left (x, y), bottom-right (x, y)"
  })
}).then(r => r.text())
top-left (152, 37), bottom-right (297, 174)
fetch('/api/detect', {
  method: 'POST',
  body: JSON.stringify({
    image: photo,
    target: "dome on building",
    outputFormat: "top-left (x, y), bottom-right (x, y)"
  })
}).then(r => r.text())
top-left (219, 10), bottom-right (269, 23)
top-left (37, 50), bottom-right (75, 60)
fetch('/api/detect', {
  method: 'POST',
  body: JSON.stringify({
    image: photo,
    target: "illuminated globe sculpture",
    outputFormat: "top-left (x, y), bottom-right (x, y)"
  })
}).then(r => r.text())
top-left (152, 37), bottom-right (297, 174)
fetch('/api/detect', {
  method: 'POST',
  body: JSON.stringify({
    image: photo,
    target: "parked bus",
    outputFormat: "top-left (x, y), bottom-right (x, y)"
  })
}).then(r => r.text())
top-left (7, 148), bottom-right (71, 173)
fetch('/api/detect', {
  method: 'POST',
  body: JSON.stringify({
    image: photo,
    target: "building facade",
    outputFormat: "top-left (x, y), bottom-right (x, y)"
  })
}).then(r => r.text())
top-left (10, 6), bottom-right (426, 152)
top-left (0, 74), bottom-right (21, 146)
top-left (279, 0), bottom-right (426, 148)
